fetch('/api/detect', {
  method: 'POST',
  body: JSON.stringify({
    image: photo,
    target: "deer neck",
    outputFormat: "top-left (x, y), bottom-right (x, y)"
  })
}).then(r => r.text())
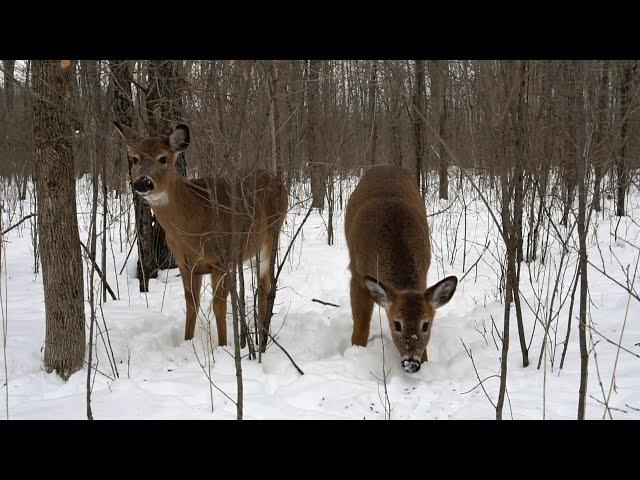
top-left (146, 177), bottom-right (210, 235)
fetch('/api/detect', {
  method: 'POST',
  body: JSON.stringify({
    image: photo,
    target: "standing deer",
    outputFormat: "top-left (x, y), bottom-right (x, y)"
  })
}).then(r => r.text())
top-left (345, 165), bottom-right (457, 373)
top-left (115, 122), bottom-right (288, 352)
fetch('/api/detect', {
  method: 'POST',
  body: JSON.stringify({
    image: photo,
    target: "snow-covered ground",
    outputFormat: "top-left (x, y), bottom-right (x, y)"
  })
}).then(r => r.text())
top-left (1, 173), bottom-right (639, 419)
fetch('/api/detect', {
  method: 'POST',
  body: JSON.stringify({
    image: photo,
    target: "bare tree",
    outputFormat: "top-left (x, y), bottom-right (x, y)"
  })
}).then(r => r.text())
top-left (366, 60), bottom-right (378, 166)
top-left (307, 60), bottom-right (325, 210)
top-left (591, 61), bottom-right (610, 213)
top-left (573, 60), bottom-right (590, 420)
top-left (429, 60), bottom-right (449, 199)
top-left (615, 61), bottom-right (636, 217)
top-left (32, 60), bottom-right (85, 380)
top-left (411, 60), bottom-right (426, 193)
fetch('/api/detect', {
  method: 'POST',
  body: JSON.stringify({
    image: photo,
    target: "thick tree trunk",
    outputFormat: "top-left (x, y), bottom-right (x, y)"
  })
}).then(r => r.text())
top-left (109, 60), bottom-right (154, 292)
top-left (32, 60), bottom-right (86, 380)
top-left (144, 60), bottom-right (188, 273)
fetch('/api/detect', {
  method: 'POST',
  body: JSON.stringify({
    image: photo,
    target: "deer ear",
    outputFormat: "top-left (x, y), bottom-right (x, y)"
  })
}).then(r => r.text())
top-left (168, 124), bottom-right (190, 152)
top-left (113, 122), bottom-right (142, 150)
top-left (364, 277), bottom-right (392, 309)
top-left (425, 276), bottom-right (458, 309)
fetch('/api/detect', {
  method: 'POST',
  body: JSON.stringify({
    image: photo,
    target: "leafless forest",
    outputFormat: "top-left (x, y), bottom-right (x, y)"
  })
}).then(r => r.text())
top-left (1, 60), bottom-right (639, 419)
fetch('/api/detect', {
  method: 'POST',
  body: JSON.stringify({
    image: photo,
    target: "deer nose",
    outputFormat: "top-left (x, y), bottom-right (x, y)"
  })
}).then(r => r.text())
top-left (133, 176), bottom-right (154, 193)
top-left (402, 358), bottom-right (421, 373)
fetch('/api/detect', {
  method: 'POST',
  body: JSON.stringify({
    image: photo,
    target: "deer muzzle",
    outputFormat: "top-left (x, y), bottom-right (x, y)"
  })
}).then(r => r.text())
top-left (402, 357), bottom-right (421, 373)
top-left (133, 176), bottom-right (155, 194)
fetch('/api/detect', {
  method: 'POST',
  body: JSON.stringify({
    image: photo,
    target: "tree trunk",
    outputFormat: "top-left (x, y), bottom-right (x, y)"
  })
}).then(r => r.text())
top-left (592, 61), bottom-right (609, 212)
top-left (2, 60), bottom-right (15, 116)
top-left (144, 60), bottom-right (187, 274)
top-left (366, 60), bottom-right (378, 166)
top-left (412, 60), bottom-right (426, 192)
top-left (430, 60), bottom-right (449, 199)
top-left (32, 60), bottom-right (86, 380)
top-left (308, 60), bottom-right (325, 210)
top-left (109, 60), bottom-right (155, 292)
top-left (616, 62), bottom-right (635, 217)
top-left (573, 61), bottom-right (589, 419)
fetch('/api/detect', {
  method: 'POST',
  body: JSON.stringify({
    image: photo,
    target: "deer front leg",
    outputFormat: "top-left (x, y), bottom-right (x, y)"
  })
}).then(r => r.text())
top-left (211, 272), bottom-right (229, 346)
top-left (350, 276), bottom-right (374, 347)
top-left (257, 270), bottom-right (272, 354)
top-left (179, 265), bottom-right (202, 341)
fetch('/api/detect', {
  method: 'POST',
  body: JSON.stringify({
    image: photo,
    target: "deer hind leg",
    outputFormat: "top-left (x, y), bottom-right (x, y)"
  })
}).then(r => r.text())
top-left (350, 276), bottom-right (374, 347)
top-left (256, 243), bottom-right (273, 354)
top-left (180, 265), bottom-right (202, 341)
top-left (211, 272), bottom-right (229, 346)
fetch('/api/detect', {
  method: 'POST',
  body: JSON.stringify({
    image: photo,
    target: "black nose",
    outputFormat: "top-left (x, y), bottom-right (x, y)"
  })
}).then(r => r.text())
top-left (402, 358), bottom-right (421, 373)
top-left (133, 177), bottom-right (154, 193)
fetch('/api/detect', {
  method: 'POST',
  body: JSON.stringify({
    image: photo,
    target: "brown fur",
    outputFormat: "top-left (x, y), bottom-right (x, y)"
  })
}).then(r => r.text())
top-left (116, 124), bottom-right (288, 350)
top-left (345, 165), bottom-right (457, 371)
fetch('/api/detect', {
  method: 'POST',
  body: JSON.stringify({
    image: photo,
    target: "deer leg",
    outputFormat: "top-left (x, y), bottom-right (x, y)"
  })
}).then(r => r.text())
top-left (180, 265), bottom-right (202, 341)
top-left (257, 244), bottom-right (273, 354)
top-left (211, 272), bottom-right (229, 347)
top-left (257, 269), bottom-right (272, 354)
top-left (350, 276), bottom-right (374, 347)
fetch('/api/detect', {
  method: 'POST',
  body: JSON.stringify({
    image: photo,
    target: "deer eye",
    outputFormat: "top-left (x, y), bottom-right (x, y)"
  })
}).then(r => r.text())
top-left (158, 156), bottom-right (168, 164)
top-left (394, 321), bottom-right (402, 332)
top-left (131, 157), bottom-right (139, 165)
top-left (422, 322), bottom-right (430, 333)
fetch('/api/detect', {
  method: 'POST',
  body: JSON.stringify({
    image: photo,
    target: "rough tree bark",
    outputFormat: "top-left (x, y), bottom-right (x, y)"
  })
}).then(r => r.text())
top-left (109, 60), bottom-right (154, 292)
top-left (32, 60), bottom-right (86, 380)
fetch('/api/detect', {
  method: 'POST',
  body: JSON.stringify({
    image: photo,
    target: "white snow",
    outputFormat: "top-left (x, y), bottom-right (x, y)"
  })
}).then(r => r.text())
top-left (1, 173), bottom-right (639, 419)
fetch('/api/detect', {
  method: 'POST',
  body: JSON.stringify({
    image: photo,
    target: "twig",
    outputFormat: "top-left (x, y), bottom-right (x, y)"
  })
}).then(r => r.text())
top-left (588, 324), bottom-right (640, 359)
top-left (459, 241), bottom-right (490, 282)
top-left (427, 198), bottom-right (458, 218)
top-left (118, 231), bottom-right (138, 275)
top-left (79, 240), bottom-right (117, 301)
top-left (263, 330), bottom-right (304, 375)
top-left (275, 205), bottom-right (313, 283)
top-left (460, 375), bottom-right (501, 395)
top-left (460, 338), bottom-right (496, 409)
top-left (590, 395), bottom-right (627, 415)
top-left (191, 341), bottom-right (237, 406)
top-left (587, 259), bottom-right (640, 303)
top-left (311, 298), bottom-right (340, 308)
top-left (2, 213), bottom-right (36, 235)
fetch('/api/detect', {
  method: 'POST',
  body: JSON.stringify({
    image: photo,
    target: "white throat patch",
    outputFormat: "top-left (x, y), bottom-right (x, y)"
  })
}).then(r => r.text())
top-left (142, 191), bottom-right (169, 207)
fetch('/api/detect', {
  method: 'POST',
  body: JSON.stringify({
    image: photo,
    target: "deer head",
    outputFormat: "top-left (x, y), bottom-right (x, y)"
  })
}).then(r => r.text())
top-left (114, 122), bottom-right (190, 206)
top-left (364, 275), bottom-right (458, 373)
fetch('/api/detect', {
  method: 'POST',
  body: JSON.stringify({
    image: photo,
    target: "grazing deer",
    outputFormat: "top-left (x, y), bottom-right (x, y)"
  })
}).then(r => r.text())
top-left (345, 165), bottom-right (457, 373)
top-left (114, 122), bottom-right (288, 351)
